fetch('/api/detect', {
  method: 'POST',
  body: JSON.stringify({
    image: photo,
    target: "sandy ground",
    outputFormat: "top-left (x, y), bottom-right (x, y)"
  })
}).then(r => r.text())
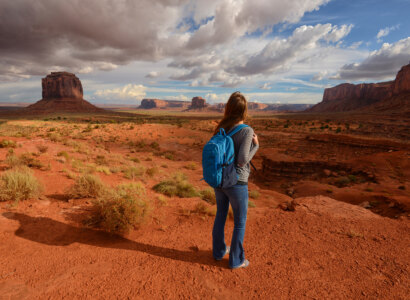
top-left (0, 115), bottom-right (409, 299)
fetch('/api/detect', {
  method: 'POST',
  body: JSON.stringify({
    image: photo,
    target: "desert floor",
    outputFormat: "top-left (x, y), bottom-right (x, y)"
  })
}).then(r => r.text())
top-left (0, 111), bottom-right (409, 299)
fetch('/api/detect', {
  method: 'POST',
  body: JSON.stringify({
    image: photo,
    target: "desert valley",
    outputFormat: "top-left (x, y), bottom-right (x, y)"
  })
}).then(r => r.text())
top-left (0, 61), bottom-right (409, 299)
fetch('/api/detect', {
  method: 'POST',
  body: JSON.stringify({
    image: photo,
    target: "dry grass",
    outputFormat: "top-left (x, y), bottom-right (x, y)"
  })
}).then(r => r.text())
top-left (123, 166), bottom-right (145, 180)
top-left (249, 190), bottom-right (260, 199)
top-left (199, 188), bottom-right (216, 204)
top-left (153, 172), bottom-right (199, 198)
top-left (0, 167), bottom-right (43, 202)
top-left (90, 182), bottom-right (149, 234)
top-left (68, 174), bottom-right (106, 199)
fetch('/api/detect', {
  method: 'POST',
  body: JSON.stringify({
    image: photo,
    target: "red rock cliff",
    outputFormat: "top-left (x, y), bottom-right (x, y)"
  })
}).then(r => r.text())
top-left (42, 72), bottom-right (83, 99)
top-left (309, 63), bottom-right (410, 112)
top-left (140, 99), bottom-right (167, 109)
top-left (190, 96), bottom-right (207, 109)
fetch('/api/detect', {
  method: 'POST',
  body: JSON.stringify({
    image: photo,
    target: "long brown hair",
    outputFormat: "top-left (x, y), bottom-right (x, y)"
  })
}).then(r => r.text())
top-left (214, 91), bottom-right (248, 135)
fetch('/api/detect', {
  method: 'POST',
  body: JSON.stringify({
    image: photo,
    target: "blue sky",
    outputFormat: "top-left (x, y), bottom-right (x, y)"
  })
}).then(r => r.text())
top-left (0, 0), bottom-right (409, 105)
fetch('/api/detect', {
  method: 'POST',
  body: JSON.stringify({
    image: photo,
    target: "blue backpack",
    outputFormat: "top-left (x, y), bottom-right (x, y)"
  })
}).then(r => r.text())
top-left (202, 124), bottom-right (248, 188)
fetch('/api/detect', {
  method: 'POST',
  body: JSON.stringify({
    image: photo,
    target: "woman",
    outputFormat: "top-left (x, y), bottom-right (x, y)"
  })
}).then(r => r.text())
top-left (212, 91), bottom-right (259, 269)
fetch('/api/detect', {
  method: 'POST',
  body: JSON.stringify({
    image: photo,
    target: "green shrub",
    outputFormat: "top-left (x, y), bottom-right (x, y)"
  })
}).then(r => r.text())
top-left (91, 182), bottom-right (149, 233)
top-left (0, 167), bottom-right (43, 202)
top-left (199, 188), bottom-right (216, 204)
top-left (6, 153), bottom-right (44, 169)
top-left (123, 166), bottom-right (145, 179)
top-left (68, 174), bottom-right (105, 198)
top-left (153, 173), bottom-right (199, 198)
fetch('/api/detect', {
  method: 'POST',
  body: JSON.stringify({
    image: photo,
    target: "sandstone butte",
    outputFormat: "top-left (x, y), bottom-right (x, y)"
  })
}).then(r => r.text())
top-left (308, 63), bottom-right (410, 113)
top-left (25, 72), bottom-right (103, 113)
top-left (139, 99), bottom-right (190, 109)
top-left (190, 96), bottom-right (207, 109)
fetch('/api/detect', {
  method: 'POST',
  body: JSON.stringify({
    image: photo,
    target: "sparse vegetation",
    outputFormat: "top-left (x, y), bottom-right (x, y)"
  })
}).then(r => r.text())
top-left (248, 200), bottom-right (256, 208)
top-left (184, 162), bottom-right (197, 170)
top-left (0, 167), bottom-right (43, 202)
top-left (0, 139), bottom-right (17, 148)
top-left (199, 188), bottom-right (216, 204)
top-left (68, 174), bottom-right (105, 198)
top-left (90, 182), bottom-right (149, 234)
top-left (123, 166), bottom-right (145, 179)
top-left (36, 144), bottom-right (48, 153)
top-left (249, 190), bottom-right (260, 199)
top-left (153, 172), bottom-right (199, 198)
top-left (146, 166), bottom-right (159, 177)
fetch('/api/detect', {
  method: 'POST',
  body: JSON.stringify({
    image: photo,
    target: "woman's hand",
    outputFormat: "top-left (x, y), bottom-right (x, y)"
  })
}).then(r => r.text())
top-left (252, 133), bottom-right (259, 145)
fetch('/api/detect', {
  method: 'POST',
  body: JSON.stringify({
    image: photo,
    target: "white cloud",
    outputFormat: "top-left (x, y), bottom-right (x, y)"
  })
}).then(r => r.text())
top-left (94, 84), bottom-right (147, 102)
top-left (376, 25), bottom-right (399, 42)
top-left (165, 94), bottom-right (189, 101)
top-left (260, 83), bottom-right (271, 90)
top-left (334, 37), bottom-right (410, 81)
top-left (145, 71), bottom-right (161, 78)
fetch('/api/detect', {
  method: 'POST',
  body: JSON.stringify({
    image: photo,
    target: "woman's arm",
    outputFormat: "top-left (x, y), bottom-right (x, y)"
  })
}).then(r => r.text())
top-left (237, 128), bottom-right (259, 167)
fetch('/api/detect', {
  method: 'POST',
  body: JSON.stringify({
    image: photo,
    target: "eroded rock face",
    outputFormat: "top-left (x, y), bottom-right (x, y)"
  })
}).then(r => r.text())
top-left (393, 64), bottom-right (410, 94)
top-left (42, 72), bottom-right (83, 99)
top-left (25, 71), bottom-right (102, 113)
top-left (248, 102), bottom-right (268, 110)
top-left (309, 63), bottom-right (410, 112)
top-left (191, 96), bottom-right (206, 109)
top-left (140, 99), bottom-right (167, 109)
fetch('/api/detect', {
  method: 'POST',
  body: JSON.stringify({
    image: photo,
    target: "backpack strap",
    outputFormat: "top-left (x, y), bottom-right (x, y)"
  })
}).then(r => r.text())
top-left (227, 124), bottom-right (248, 137)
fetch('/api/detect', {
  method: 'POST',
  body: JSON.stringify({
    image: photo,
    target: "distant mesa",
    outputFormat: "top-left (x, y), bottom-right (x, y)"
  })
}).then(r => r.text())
top-left (189, 96), bottom-right (208, 110)
top-left (308, 63), bottom-right (410, 113)
top-left (26, 72), bottom-right (103, 113)
top-left (139, 98), bottom-right (190, 109)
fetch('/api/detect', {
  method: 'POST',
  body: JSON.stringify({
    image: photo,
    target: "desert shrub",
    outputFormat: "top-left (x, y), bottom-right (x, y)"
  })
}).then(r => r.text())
top-left (36, 144), bottom-right (48, 153)
top-left (48, 133), bottom-right (62, 142)
top-left (335, 176), bottom-right (351, 187)
top-left (249, 190), bottom-right (260, 199)
top-left (57, 151), bottom-right (70, 160)
top-left (398, 185), bottom-right (405, 190)
top-left (0, 139), bottom-right (17, 148)
top-left (153, 172), bottom-right (199, 198)
top-left (5, 153), bottom-right (44, 169)
top-left (95, 155), bottom-right (108, 165)
top-left (157, 194), bottom-right (167, 206)
top-left (146, 167), bottom-right (159, 177)
top-left (123, 166), bottom-right (145, 179)
top-left (129, 157), bottom-right (140, 163)
top-left (96, 166), bottom-right (111, 175)
top-left (150, 142), bottom-right (160, 150)
top-left (347, 174), bottom-right (357, 183)
top-left (62, 168), bottom-right (77, 180)
top-left (335, 127), bottom-right (342, 133)
top-left (184, 162), bottom-right (197, 170)
top-left (91, 182), bottom-right (149, 233)
top-left (68, 174), bottom-right (105, 198)
top-left (0, 167), bottom-right (43, 202)
top-left (248, 200), bottom-right (256, 208)
top-left (199, 188), bottom-right (216, 204)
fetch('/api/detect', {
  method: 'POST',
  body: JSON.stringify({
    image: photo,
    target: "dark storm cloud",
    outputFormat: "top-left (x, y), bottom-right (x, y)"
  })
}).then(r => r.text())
top-left (334, 38), bottom-right (410, 81)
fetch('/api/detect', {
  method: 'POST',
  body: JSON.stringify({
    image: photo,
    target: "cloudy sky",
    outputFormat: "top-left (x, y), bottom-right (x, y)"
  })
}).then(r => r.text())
top-left (0, 0), bottom-right (409, 105)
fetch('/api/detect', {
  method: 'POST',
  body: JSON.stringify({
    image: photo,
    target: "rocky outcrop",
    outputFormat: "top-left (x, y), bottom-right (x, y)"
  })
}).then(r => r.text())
top-left (42, 72), bottom-right (83, 99)
top-left (25, 72), bottom-right (102, 113)
top-left (140, 99), bottom-right (167, 109)
top-left (190, 96), bottom-right (207, 109)
top-left (392, 64), bottom-right (410, 94)
top-left (248, 102), bottom-right (268, 110)
top-left (308, 63), bottom-right (410, 113)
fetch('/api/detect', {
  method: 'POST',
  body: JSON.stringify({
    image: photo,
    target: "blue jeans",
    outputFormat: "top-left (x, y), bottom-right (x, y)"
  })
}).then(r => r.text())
top-left (213, 184), bottom-right (248, 268)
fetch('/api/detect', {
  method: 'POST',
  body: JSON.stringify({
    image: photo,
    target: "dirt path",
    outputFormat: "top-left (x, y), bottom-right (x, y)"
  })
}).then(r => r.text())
top-left (1, 196), bottom-right (409, 299)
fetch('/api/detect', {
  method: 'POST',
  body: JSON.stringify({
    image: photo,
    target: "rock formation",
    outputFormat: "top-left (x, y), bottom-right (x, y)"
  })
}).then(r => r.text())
top-left (248, 102), bottom-right (268, 110)
top-left (140, 99), bottom-right (167, 109)
top-left (26, 72), bottom-right (102, 113)
top-left (308, 63), bottom-right (410, 113)
top-left (190, 96), bottom-right (207, 109)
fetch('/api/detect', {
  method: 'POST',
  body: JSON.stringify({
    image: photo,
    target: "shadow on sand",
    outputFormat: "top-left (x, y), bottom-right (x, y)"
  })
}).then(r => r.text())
top-left (3, 212), bottom-right (226, 269)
